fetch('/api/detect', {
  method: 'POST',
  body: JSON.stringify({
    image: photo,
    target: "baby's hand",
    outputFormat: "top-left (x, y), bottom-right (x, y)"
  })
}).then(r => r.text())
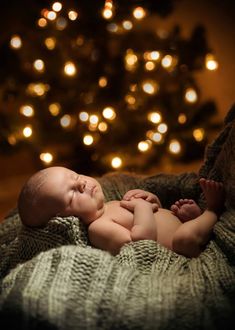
top-left (120, 198), bottom-right (159, 213)
top-left (123, 189), bottom-right (159, 204)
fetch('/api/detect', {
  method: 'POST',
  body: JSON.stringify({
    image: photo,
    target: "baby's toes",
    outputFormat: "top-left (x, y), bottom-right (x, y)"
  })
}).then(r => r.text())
top-left (170, 204), bottom-right (179, 214)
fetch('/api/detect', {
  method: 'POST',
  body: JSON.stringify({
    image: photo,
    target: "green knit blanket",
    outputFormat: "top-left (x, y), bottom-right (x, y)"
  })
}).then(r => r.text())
top-left (0, 106), bottom-right (235, 329)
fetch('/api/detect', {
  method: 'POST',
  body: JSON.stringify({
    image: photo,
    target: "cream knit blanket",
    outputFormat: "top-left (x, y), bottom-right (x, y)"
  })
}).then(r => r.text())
top-left (0, 106), bottom-right (235, 329)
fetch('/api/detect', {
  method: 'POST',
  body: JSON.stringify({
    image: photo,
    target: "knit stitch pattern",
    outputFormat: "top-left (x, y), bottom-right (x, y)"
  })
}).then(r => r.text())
top-left (0, 106), bottom-right (235, 329)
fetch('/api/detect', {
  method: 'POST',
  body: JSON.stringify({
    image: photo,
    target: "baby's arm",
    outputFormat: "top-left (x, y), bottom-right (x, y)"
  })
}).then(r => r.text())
top-left (120, 199), bottom-right (157, 242)
top-left (88, 218), bottom-right (132, 255)
top-left (123, 189), bottom-right (161, 205)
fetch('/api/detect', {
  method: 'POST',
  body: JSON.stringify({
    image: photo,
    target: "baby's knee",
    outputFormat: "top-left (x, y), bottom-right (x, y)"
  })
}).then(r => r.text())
top-left (172, 229), bottom-right (202, 258)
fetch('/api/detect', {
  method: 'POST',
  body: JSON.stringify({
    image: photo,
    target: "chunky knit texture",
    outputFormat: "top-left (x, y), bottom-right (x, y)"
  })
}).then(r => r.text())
top-left (0, 106), bottom-right (235, 329)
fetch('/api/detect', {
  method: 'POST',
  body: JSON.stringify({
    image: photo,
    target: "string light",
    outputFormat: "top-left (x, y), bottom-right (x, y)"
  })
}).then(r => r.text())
top-left (83, 134), bottom-right (94, 145)
top-left (38, 18), bottom-right (47, 28)
top-left (193, 128), bottom-right (205, 142)
top-left (98, 76), bottom-right (108, 87)
top-left (68, 10), bottom-right (78, 21)
top-left (20, 105), bottom-right (34, 117)
top-left (22, 126), bottom-right (33, 138)
top-left (122, 20), bottom-right (133, 30)
top-left (56, 17), bottom-right (68, 30)
top-left (161, 54), bottom-right (173, 68)
top-left (98, 122), bottom-right (108, 132)
top-left (64, 61), bottom-right (77, 76)
top-left (178, 113), bottom-right (187, 124)
top-left (168, 139), bottom-right (181, 154)
top-left (125, 49), bottom-right (138, 71)
top-left (89, 114), bottom-right (99, 125)
top-left (46, 11), bottom-right (57, 21)
top-left (52, 2), bottom-right (62, 12)
top-left (102, 107), bottom-right (116, 120)
top-left (147, 112), bottom-right (161, 124)
top-left (185, 88), bottom-right (198, 103)
top-left (142, 80), bottom-right (158, 95)
top-left (8, 135), bottom-right (17, 146)
top-left (79, 111), bottom-right (89, 122)
top-left (40, 152), bottom-right (53, 164)
top-left (111, 156), bottom-right (122, 169)
top-left (133, 7), bottom-right (146, 20)
top-left (26, 83), bottom-right (49, 97)
top-left (138, 140), bottom-right (151, 152)
top-left (125, 94), bottom-right (136, 105)
top-left (145, 61), bottom-right (155, 71)
top-left (157, 123), bottom-right (168, 134)
top-left (144, 51), bottom-right (160, 61)
top-left (60, 114), bottom-right (72, 128)
top-left (205, 54), bottom-right (218, 71)
top-left (49, 103), bottom-right (61, 116)
top-left (10, 35), bottom-right (22, 49)
top-left (102, 0), bottom-right (114, 20)
top-left (44, 37), bottom-right (56, 50)
top-left (33, 59), bottom-right (45, 72)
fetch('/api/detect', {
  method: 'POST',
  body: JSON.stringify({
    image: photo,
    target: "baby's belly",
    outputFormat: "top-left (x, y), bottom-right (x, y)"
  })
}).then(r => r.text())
top-left (154, 208), bottom-right (182, 249)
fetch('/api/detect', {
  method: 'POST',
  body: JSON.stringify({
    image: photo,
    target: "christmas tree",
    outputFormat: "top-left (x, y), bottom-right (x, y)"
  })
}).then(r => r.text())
top-left (0, 0), bottom-right (220, 175)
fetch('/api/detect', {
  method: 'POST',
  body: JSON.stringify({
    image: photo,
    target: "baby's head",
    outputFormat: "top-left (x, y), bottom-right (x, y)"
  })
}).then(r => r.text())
top-left (18, 166), bottom-right (105, 227)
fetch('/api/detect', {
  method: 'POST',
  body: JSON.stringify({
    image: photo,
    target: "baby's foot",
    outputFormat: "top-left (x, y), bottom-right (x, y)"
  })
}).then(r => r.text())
top-left (199, 178), bottom-right (224, 214)
top-left (170, 199), bottom-right (202, 222)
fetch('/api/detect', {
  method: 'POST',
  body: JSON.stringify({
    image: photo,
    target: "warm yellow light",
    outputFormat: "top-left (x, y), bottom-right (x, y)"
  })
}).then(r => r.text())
top-left (60, 114), bottom-right (71, 128)
top-left (138, 140), bottom-right (151, 152)
top-left (145, 61), bottom-right (155, 71)
top-left (147, 112), bottom-right (161, 124)
top-left (151, 132), bottom-right (162, 143)
top-left (56, 17), bottom-right (68, 30)
top-left (125, 94), bottom-right (136, 105)
top-left (89, 115), bottom-right (99, 125)
top-left (205, 54), bottom-right (218, 71)
top-left (64, 61), bottom-right (77, 76)
top-left (185, 88), bottom-right (198, 103)
top-left (133, 7), bottom-right (146, 20)
top-left (169, 139), bottom-right (181, 154)
top-left (102, 8), bottom-right (113, 19)
top-left (161, 55), bottom-right (173, 68)
top-left (83, 134), bottom-right (94, 145)
top-left (193, 128), bottom-right (205, 142)
top-left (102, 107), bottom-right (116, 120)
top-left (26, 83), bottom-right (49, 97)
top-left (44, 37), bottom-right (56, 50)
top-left (52, 2), bottom-right (62, 12)
top-left (40, 152), bottom-right (53, 164)
top-left (38, 18), bottom-right (47, 28)
top-left (125, 50), bottom-right (138, 71)
top-left (157, 123), bottom-right (168, 134)
top-left (79, 111), bottom-right (89, 122)
top-left (20, 105), bottom-right (34, 117)
top-left (178, 113), bottom-right (187, 124)
top-left (111, 157), bottom-right (122, 169)
top-left (107, 23), bottom-right (118, 33)
top-left (47, 11), bottom-right (57, 20)
top-left (98, 122), bottom-right (108, 132)
top-left (49, 103), bottom-right (61, 116)
top-left (144, 51), bottom-right (160, 61)
top-left (68, 10), bottom-right (78, 21)
top-left (142, 80), bottom-right (158, 95)
top-left (76, 36), bottom-right (84, 46)
top-left (10, 35), bottom-right (22, 49)
top-left (23, 126), bottom-right (32, 138)
top-left (8, 134), bottom-right (17, 145)
top-left (33, 59), bottom-right (45, 72)
top-left (99, 76), bottom-right (108, 87)
top-left (122, 20), bottom-right (133, 30)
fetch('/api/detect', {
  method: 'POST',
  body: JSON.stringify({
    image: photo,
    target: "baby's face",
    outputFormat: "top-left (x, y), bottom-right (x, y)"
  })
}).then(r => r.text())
top-left (42, 167), bottom-right (105, 224)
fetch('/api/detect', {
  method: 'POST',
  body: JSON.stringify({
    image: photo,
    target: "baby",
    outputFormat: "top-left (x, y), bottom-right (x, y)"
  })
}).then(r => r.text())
top-left (18, 166), bottom-right (224, 257)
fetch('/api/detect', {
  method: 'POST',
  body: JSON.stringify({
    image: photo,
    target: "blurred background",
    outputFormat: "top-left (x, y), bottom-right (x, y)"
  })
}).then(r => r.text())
top-left (0, 0), bottom-right (235, 220)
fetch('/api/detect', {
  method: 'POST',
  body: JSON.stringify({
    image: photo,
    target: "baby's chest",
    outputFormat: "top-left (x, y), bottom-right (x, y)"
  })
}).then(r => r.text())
top-left (107, 201), bottom-right (133, 230)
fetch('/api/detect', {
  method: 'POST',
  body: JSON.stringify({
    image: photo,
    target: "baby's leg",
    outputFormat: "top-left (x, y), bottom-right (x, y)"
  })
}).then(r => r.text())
top-left (170, 199), bottom-right (201, 222)
top-left (171, 179), bottom-right (224, 258)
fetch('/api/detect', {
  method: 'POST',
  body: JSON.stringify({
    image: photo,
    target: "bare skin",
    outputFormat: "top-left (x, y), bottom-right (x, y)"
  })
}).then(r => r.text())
top-left (18, 167), bottom-right (224, 258)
